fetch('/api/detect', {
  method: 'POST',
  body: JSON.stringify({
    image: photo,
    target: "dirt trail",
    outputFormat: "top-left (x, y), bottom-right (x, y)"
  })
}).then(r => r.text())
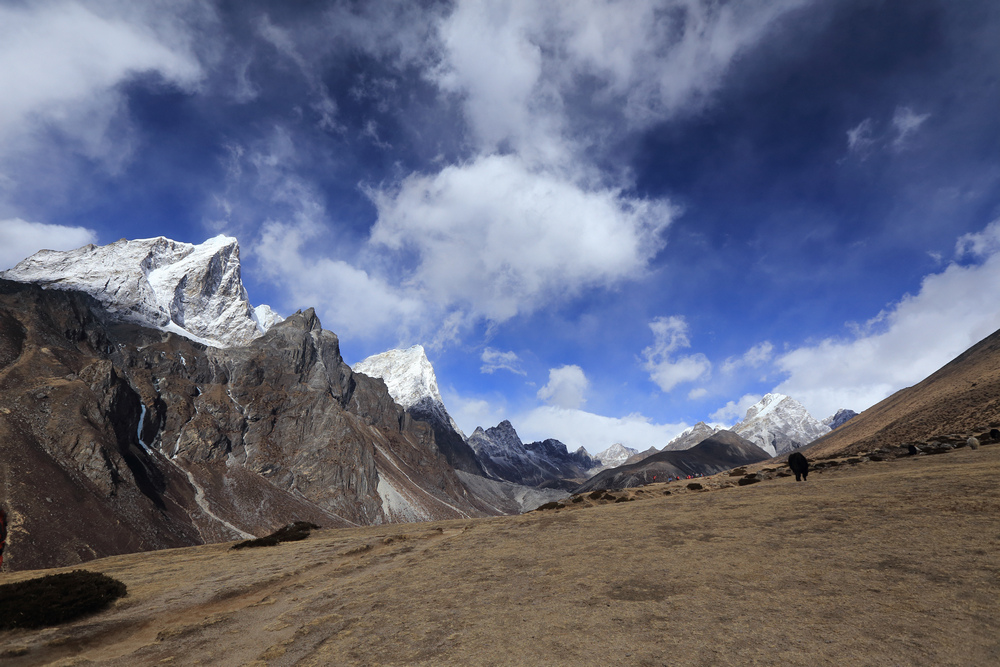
top-left (2, 446), bottom-right (999, 666)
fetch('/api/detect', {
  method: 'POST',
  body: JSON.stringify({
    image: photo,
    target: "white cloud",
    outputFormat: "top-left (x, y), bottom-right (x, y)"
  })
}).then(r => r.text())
top-left (537, 365), bottom-right (590, 410)
top-left (709, 393), bottom-right (762, 426)
top-left (892, 106), bottom-right (930, 146)
top-left (688, 387), bottom-right (708, 400)
top-left (0, 218), bottom-right (98, 270)
top-left (721, 340), bottom-right (774, 373)
top-left (440, 390), bottom-right (508, 437)
top-left (846, 118), bottom-right (875, 155)
top-left (253, 219), bottom-right (424, 341)
top-left (368, 153), bottom-right (673, 324)
top-left (481, 348), bottom-right (526, 375)
top-left (516, 405), bottom-right (688, 455)
top-left (641, 315), bottom-right (711, 392)
top-left (774, 219), bottom-right (1000, 419)
top-left (0, 2), bottom-right (203, 163)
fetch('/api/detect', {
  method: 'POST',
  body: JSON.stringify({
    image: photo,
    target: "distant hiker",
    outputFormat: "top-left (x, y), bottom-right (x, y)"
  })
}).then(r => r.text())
top-left (788, 452), bottom-right (809, 482)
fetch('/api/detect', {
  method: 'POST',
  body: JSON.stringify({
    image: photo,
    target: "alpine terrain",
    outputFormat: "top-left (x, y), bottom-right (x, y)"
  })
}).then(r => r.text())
top-left (732, 393), bottom-right (830, 456)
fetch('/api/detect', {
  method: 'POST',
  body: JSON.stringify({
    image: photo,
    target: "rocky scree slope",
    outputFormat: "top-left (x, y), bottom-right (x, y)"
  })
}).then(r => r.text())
top-left (0, 279), bottom-right (498, 572)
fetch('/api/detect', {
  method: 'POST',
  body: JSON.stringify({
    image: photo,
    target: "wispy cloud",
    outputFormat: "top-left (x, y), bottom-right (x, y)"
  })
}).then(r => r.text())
top-left (537, 365), bottom-right (590, 410)
top-left (641, 315), bottom-right (711, 392)
top-left (0, 219), bottom-right (97, 270)
top-left (892, 106), bottom-right (930, 146)
top-left (480, 348), bottom-right (526, 375)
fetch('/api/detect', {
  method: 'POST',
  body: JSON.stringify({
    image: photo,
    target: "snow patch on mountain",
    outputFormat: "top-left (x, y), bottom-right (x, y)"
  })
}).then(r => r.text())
top-left (353, 345), bottom-right (464, 438)
top-left (592, 443), bottom-right (640, 471)
top-left (1, 235), bottom-right (280, 347)
top-left (661, 421), bottom-right (721, 451)
top-left (467, 420), bottom-right (595, 486)
top-left (733, 393), bottom-right (830, 456)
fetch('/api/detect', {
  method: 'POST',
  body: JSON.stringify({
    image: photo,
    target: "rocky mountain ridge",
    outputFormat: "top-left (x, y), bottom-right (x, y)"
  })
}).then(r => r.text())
top-left (733, 393), bottom-right (830, 456)
top-left (467, 420), bottom-right (597, 486)
top-left (353, 346), bottom-right (484, 475)
top-left (1, 235), bottom-right (279, 348)
top-left (0, 279), bottom-right (500, 571)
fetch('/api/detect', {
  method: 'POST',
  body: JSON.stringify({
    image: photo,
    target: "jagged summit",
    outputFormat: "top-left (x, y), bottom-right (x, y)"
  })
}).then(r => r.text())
top-left (591, 443), bottom-right (639, 471)
top-left (662, 421), bottom-right (721, 451)
top-left (353, 345), bottom-right (464, 436)
top-left (353, 345), bottom-right (486, 475)
top-left (823, 408), bottom-right (859, 430)
top-left (1, 234), bottom-right (281, 347)
top-left (733, 393), bottom-right (830, 456)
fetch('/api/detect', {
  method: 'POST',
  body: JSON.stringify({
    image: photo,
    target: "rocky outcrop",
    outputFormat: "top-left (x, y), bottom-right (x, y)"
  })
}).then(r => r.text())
top-left (467, 421), bottom-right (597, 486)
top-left (592, 443), bottom-right (639, 471)
top-left (574, 431), bottom-right (770, 493)
top-left (0, 279), bottom-right (498, 571)
top-left (733, 393), bottom-right (830, 456)
top-left (661, 421), bottom-right (720, 451)
top-left (822, 409), bottom-right (859, 431)
top-left (2, 235), bottom-right (278, 347)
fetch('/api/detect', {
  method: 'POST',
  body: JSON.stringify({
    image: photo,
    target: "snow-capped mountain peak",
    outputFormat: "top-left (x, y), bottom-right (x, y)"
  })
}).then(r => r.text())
top-left (733, 393), bottom-right (830, 457)
top-left (661, 421), bottom-right (721, 451)
top-left (353, 345), bottom-right (465, 438)
top-left (354, 345), bottom-right (443, 408)
top-left (594, 443), bottom-right (639, 468)
top-left (1, 235), bottom-right (281, 348)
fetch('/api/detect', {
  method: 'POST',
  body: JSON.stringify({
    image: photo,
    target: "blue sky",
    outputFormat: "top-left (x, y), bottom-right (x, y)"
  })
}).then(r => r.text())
top-left (2, 0), bottom-right (999, 454)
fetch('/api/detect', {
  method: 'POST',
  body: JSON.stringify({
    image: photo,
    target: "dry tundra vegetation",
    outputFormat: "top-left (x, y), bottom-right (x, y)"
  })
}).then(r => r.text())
top-left (0, 442), bottom-right (998, 666)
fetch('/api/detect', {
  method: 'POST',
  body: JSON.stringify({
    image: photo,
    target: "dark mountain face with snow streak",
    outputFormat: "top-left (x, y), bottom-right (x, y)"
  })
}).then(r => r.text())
top-left (0, 249), bottom-right (506, 571)
top-left (467, 420), bottom-right (598, 487)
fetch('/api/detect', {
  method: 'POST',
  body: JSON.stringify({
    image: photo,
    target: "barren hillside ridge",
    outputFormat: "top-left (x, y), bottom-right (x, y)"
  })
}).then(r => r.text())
top-left (804, 325), bottom-right (1000, 458)
top-left (0, 445), bottom-right (997, 666)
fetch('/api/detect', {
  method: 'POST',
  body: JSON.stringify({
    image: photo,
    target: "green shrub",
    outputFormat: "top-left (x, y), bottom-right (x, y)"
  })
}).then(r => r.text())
top-left (0, 570), bottom-right (127, 629)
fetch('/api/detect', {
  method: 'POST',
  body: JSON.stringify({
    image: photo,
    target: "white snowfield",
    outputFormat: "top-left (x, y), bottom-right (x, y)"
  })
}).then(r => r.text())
top-left (2, 235), bottom-right (282, 348)
top-left (733, 392), bottom-right (831, 456)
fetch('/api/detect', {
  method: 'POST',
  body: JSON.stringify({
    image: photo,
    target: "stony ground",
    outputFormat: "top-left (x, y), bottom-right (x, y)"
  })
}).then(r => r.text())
top-left (1, 444), bottom-right (998, 666)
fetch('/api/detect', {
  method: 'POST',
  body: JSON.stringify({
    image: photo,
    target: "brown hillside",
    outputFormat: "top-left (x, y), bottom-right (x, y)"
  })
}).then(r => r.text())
top-left (804, 326), bottom-right (1000, 458)
top-left (1, 445), bottom-right (997, 666)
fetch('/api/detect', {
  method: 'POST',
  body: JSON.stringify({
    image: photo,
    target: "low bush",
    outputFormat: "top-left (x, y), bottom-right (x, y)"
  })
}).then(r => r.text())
top-left (231, 521), bottom-right (321, 550)
top-left (0, 570), bottom-right (127, 630)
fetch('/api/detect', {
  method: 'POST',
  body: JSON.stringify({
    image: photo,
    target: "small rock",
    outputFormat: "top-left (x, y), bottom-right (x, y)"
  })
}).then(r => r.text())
top-left (738, 473), bottom-right (763, 486)
top-left (687, 482), bottom-right (703, 491)
top-left (967, 436), bottom-right (980, 450)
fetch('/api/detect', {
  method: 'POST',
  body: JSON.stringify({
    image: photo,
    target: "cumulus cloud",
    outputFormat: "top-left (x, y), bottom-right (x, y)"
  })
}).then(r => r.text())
top-left (368, 154), bottom-right (673, 324)
top-left (537, 365), bottom-right (590, 410)
top-left (516, 405), bottom-right (689, 455)
top-left (0, 218), bottom-right (98, 270)
top-left (709, 393), bottom-right (762, 425)
top-left (253, 218), bottom-right (423, 341)
top-left (481, 348), bottom-right (526, 375)
top-left (0, 1), bottom-right (204, 162)
top-left (774, 219), bottom-right (1000, 418)
top-left (641, 315), bottom-right (711, 392)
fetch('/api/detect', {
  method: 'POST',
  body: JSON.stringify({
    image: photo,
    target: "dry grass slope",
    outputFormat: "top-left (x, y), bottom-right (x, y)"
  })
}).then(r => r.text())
top-left (1, 444), bottom-right (998, 666)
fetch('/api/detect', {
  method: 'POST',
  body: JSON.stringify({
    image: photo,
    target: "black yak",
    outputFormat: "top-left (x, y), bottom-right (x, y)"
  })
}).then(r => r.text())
top-left (788, 452), bottom-right (809, 482)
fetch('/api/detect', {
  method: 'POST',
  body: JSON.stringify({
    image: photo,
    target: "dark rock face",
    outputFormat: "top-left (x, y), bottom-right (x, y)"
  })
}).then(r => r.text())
top-left (573, 431), bottom-right (770, 493)
top-left (467, 421), bottom-right (597, 487)
top-left (824, 409), bottom-right (859, 430)
top-left (407, 396), bottom-right (486, 476)
top-left (0, 279), bottom-right (497, 571)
